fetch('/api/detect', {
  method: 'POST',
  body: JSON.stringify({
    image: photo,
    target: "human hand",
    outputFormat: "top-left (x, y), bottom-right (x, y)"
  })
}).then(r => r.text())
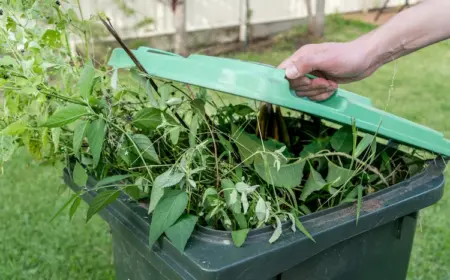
top-left (278, 41), bottom-right (378, 101)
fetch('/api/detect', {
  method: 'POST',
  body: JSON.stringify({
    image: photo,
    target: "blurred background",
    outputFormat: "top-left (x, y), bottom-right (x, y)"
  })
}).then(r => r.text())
top-left (3, 0), bottom-right (450, 279)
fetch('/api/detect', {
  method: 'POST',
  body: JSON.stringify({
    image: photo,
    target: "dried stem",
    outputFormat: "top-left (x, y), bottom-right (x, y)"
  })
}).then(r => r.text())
top-left (99, 17), bottom-right (188, 129)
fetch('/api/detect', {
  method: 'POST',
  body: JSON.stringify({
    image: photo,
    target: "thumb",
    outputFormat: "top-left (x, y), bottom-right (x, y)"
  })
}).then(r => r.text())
top-left (281, 55), bottom-right (318, 80)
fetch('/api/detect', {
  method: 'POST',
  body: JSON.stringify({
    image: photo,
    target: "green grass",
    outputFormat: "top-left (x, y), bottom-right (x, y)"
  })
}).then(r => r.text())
top-left (1, 15), bottom-right (449, 279)
top-left (0, 151), bottom-right (115, 279)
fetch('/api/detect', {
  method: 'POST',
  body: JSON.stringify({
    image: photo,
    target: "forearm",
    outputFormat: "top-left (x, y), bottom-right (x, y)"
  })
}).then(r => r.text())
top-left (358, 0), bottom-right (450, 68)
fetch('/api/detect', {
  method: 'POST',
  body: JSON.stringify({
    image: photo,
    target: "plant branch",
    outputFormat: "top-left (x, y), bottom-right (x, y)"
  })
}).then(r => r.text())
top-left (55, 7), bottom-right (78, 72)
top-left (204, 115), bottom-right (220, 188)
top-left (99, 17), bottom-right (189, 130)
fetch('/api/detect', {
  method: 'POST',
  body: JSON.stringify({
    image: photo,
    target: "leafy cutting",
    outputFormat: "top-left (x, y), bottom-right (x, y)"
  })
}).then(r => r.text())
top-left (0, 1), bottom-right (431, 252)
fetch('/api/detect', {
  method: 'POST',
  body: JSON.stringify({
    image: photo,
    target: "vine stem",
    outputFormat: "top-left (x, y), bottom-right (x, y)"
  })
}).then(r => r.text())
top-left (204, 115), bottom-right (220, 189)
top-left (326, 152), bottom-right (388, 186)
top-left (55, 7), bottom-right (78, 73)
top-left (100, 116), bottom-right (154, 181)
top-left (75, 0), bottom-right (89, 60)
top-left (40, 89), bottom-right (86, 106)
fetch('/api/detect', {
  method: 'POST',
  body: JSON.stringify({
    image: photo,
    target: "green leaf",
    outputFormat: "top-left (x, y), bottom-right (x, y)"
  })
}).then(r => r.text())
top-left (51, 128), bottom-right (61, 152)
top-left (50, 193), bottom-right (79, 222)
top-left (294, 217), bottom-right (315, 242)
top-left (342, 185), bottom-right (358, 204)
top-left (202, 187), bottom-right (218, 206)
top-left (300, 138), bottom-right (329, 158)
top-left (133, 108), bottom-right (163, 130)
top-left (149, 190), bottom-right (188, 248)
top-left (217, 133), bottom-right (234, 152)
top-left (166, 97), bottom-right (183, 106)
top-left (221, 210), bottom-right (233, 231)
top-left (381, 152), bottom-right (392, 173)
top-left (232, 125), bottom-right (285, 165)
top-left (354, 134), bottom-right (375, 158)
top-left (124, 185), bottom-right (141, 200)
top-left (231, 229), bottom-right (250, 247)
top-left (190, 99), bottom-right (206, 115)
top-left (69, 197), bottom-right (81, 220)
top-left (42, 104), bottom-right (89, 128)
top-left (300, 167), bottom-right (327, 201)
top-left (369, 140), bottom-right (377, 163)
top-left (165, 214), bottom-right (198, 253)
top-left (6, 17), bottom-right (17, 31)
top-left (41, 29), bottom-right (62, 48)
top-left (78, 60), bottom-right (96, 100)
top-left (233, 213), bottom-right (248, 229)
top-left (73, 162), bottom-right (88, 187)
top-left (232, 125), bottom-right (261, 164)
top-left (95, 174), bottom-right (132, 188)
top-left (154, 169), bottom-right (185, 189)
top-left (131, 134), bottom-right (160, 164)
top-left (330, 126), bottom-right (353, 153)
top-left (67, 8), bottom-right (81, 22)
top-left (86, 119), bottom-right (106, 168)
top-left (73, 120), bottom-right (88, 156)
top-left (269, 216), bottom-right (283, 243)
top-left (254, 159), bottom-right (305, 188)
top-left (0, 120), bottom-right (27, 136)
top-left (299, 205), bottom-right (312, 215)
top-left (356, 184), bottom-right (363, 224)
top-left (326, 161), bottom-right (354, 187)
top-left (170, 126), bottom-right (180, 145)
top-left (86, 190), bottom-right (120, 222)
top-left (189, 114), bottom-right (199, 148)
top-left (0, 55), bottom-right (17, 67)
top-left (221, 179), bottom-right (241, 214)
top-left (159, 83), bottom-right (172, 109)
top-left (0, 135), bottom-right (16, 166)
top-left (255, 197), bottom-right (266, 222)
top-left (148, 186), bottom-right (164, 214)
top-left (233, 104), bottom-right (254, 116)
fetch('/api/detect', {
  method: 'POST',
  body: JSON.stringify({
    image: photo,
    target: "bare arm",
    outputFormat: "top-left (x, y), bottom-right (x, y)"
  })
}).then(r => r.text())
top-left (360, 0), bottom-right (450, 71)
top-left (279, 0), bottom-right (450, 101)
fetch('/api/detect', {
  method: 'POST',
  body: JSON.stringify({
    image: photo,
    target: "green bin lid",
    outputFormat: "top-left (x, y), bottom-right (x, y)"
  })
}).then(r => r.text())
top-left (108, 46), bottom-right (450, 157)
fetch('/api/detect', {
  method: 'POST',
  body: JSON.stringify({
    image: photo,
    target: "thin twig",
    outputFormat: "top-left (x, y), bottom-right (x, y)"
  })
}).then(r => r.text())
top-left (205, 117), bottom-right (220, 188)
top-left (99, 17), bottom-right (189, 129)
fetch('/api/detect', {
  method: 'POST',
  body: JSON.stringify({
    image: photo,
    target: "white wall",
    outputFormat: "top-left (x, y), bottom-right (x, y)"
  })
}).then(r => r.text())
top-left (75, 0), bottom-right (417, 45)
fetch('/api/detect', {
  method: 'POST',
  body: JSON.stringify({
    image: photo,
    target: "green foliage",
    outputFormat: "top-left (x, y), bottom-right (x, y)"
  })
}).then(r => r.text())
top-left (165, 214), bottom-right (198, 252)
top-left (73, 162), bottom-right (88, 186)
top-left (149, 190), bottom-right (188, 248)
top-left (131, 134), bottom-right (160, 164)
top-left (232, 229), bottom-right (250, 247)
top-left (42, 105), bottom-right (89, 128)
top-left (86, 190), bottom-right (120, 222)
top-left (78, 61), bottom-right (96, 100)
top-left (0, 1), bottom-right (429, 252)
top-left (330, 126), bottom-right (353, 153)
top-left (300, 167), bottom-right (327, 201)
top-left (95, 174), bottom-right (133, 188)
top-left (86, 119), bottom-right (106, 168)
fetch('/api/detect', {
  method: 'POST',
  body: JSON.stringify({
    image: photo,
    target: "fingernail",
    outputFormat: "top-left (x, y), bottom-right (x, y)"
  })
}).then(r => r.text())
top-left (286, 63), bottom-right (300, 79)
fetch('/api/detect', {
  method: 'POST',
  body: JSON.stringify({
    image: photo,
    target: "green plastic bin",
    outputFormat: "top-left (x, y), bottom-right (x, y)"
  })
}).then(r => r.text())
top-left (64, 47), bottom-right (449, 280)
top-left (65, 156), bottom-right (445, 280)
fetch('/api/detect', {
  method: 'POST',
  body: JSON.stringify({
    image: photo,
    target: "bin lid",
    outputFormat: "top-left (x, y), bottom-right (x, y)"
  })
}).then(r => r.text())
top-left (108, 46), bottom-right (450, 157)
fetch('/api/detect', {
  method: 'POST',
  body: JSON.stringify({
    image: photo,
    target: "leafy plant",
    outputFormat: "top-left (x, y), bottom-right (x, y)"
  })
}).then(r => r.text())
top-left (0, 1), bottom-right (431, 252)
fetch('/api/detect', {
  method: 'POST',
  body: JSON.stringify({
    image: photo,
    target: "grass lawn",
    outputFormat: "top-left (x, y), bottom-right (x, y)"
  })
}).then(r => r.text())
top-left (1, 15), bottom-right (449, 279)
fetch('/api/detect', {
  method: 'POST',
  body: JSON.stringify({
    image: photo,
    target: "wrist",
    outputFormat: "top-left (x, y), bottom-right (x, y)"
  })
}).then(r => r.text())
top-left (350, 31), bottom-right (390, 72)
